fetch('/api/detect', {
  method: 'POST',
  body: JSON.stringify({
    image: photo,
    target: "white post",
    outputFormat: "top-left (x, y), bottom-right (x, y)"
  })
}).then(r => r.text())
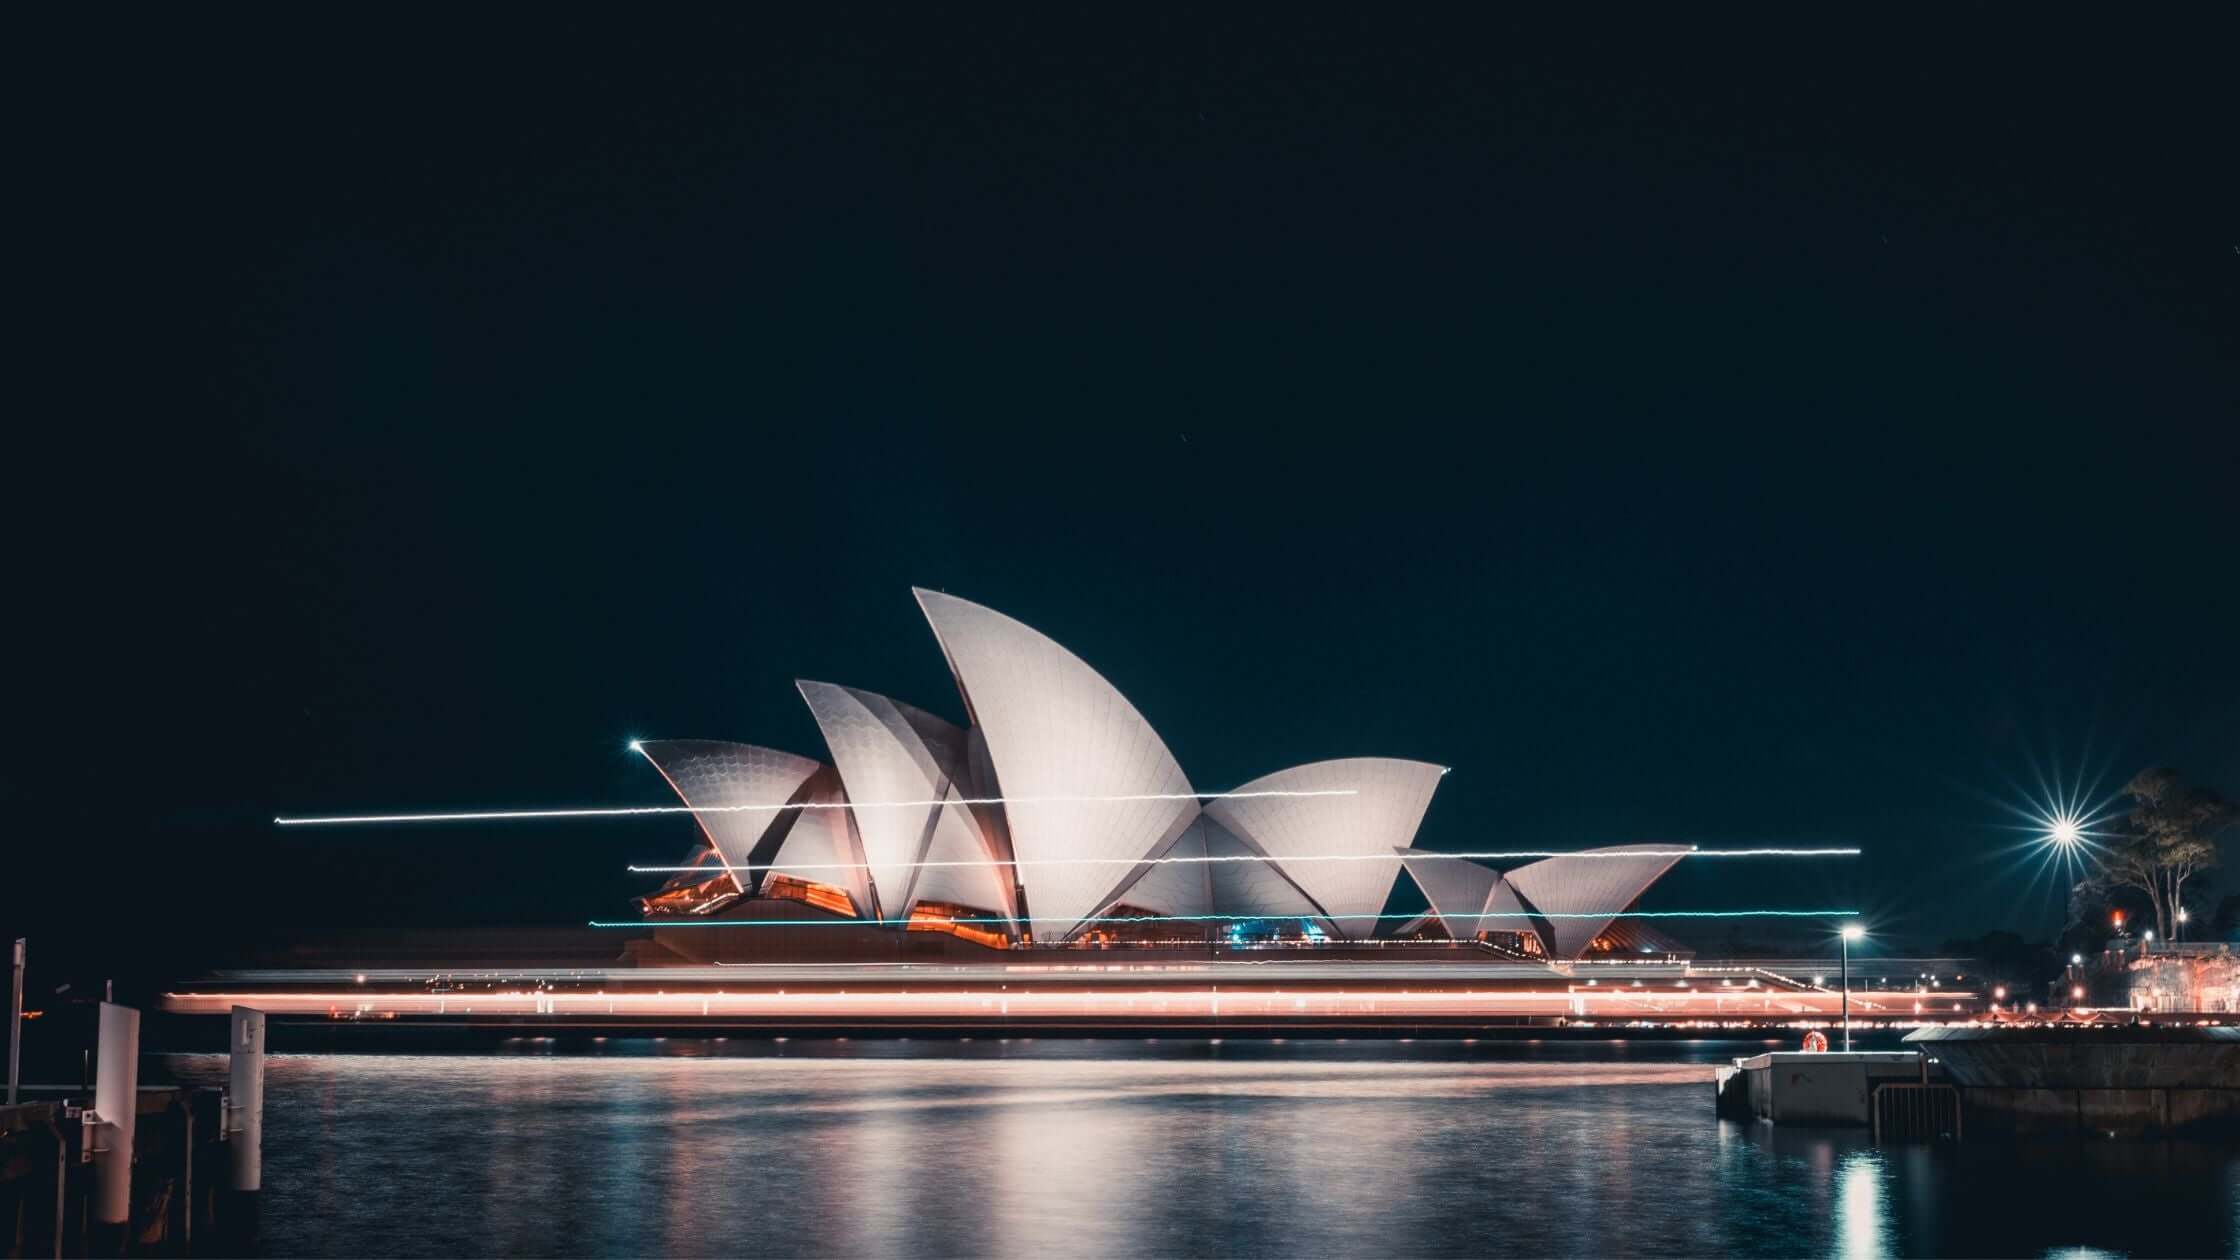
top-left (92, 1002), bottom-right (140, 1229)
top-left (227, 1007), bottom-right (265, 1192)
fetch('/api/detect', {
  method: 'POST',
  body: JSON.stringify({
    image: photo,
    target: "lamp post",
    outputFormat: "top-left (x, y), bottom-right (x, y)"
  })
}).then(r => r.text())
top-left (1840, 924), bottom-right (1865, 1052)
top-left (6, 939), bottom-right (21, 1105)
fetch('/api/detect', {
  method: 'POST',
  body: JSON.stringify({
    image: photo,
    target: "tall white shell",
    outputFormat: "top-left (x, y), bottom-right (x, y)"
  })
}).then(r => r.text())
top-left (914, 589), bottom-right (1199, 941)
top-left (797, 681), bottom-right (1016, 930)
top-left (1206, 759), bottom-right (1446, 939)
top-left (1500, 844), bottom-right (1689, 960)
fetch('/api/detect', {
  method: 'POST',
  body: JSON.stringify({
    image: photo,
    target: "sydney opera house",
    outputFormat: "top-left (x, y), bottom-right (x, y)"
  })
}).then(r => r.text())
top-left (627, 589), bottom-right (1688, 964)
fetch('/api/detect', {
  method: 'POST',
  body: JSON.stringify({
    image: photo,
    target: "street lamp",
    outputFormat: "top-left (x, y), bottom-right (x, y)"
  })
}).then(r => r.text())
top-left (2177, 907), bottom-right (2190, 942)
top-left (1840, 924), bottom-right (1865, 1052)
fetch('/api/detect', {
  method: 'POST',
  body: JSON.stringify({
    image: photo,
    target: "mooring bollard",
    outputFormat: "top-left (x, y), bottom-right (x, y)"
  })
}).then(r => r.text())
top-left (222, 1005), bottom-right (266, 1248)
top-left (90, 1001), bottom-right (139, 1256)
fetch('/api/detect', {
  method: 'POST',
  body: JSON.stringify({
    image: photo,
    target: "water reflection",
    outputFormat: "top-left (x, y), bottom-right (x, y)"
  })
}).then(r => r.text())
top-left (154, 1042), bottom-right (2239, 1258)
top-left (1835, 1151), bottom-right (1889, 1260)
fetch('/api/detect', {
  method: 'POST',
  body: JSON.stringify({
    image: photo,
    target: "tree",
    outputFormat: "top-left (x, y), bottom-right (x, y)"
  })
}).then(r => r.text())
top-left (2095, 768), bottom-right (2238, 940)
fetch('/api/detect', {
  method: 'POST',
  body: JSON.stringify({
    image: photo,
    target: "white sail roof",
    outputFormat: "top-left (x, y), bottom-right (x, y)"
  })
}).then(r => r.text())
top-left (1396, 848), bottom-right (1501, 938)
top-left (1203, 818), bottom-right (1335, 928)
top-left (1499, 844), bottom-right (1689, 960)
top-left (1100, 818), bottom-right (1339, 931)
top-left (915, 589), bottom-right (1200, 941)
top-left (797, 681), bottom-right (1015, 929)
top-left (761, 765), bottom-right (876, 917)
top-left (1101, 821), bottom-right (1214, 917)
top-left (634, 740), bottom-right (823, 894)
top-left (1206, 758), bottom-right (1445, 939)
top-left (1477, 877), bottom-right (1537, 939)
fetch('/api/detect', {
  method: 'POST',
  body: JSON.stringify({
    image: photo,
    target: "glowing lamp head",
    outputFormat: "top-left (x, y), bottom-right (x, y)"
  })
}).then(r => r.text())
top-left (2144, 930), bottom-right (2155, 941)
top-left (2047, 816), bottom-right (2082, 847)
top-left (1841, 924), bottom-right (1866, 942)
top-left (2178, 908), bottom-right (2190, 923)
top-left (2071, 953), bottom-right (2083, 965)
top-left (627, 739), bottom-right (645, 755)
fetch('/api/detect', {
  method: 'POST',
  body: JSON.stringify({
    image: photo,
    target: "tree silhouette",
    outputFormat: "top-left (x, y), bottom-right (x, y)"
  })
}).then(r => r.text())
top-left (2094, 768), bottom-right (2238, 940)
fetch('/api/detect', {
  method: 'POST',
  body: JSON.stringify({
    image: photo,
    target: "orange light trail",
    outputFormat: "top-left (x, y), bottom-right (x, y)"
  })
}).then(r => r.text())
top-left (161, 986), bottom-right (1966, 1021)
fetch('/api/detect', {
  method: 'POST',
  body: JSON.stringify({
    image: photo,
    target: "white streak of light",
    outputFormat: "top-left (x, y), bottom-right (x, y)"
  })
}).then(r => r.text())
top-left (275, 788), bottom-right (1357, 827)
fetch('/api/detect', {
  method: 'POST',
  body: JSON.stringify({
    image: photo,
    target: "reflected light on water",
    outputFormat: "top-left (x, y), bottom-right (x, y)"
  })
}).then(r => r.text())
top-left (1836, 1151), bottom-right (1890, 1260)
top-left (148, 1043), bottom-right (2240, 1258)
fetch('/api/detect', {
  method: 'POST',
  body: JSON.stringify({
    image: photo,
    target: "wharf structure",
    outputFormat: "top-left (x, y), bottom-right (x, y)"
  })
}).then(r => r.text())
top-left (166, 590), bottom-right (1999, 1035)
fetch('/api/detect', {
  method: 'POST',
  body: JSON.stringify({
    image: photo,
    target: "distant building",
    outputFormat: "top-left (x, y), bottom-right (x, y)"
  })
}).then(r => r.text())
top-left (2120, 946), bottom-right (2240, 1013)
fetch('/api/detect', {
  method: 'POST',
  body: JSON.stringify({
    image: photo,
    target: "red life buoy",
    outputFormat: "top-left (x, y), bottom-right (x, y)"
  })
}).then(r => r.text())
top-left (1802, 1030), bottom-right (1829, 1052)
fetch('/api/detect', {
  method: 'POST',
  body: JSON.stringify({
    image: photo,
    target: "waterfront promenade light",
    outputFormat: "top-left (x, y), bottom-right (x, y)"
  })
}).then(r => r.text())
top-left (2046, 816), bottom-right (2082, 847)
top-left (1838, 924), bottom-right (1864, 1052)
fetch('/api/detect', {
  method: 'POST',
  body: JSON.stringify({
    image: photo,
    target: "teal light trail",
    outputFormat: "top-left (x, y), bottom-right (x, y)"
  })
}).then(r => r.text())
top-left (626, 847), bottom-right (1858, 874)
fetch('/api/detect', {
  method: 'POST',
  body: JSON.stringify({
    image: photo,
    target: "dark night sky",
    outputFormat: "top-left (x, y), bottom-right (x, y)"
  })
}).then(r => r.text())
top-left (11, 9), bottom-right (2236, 980)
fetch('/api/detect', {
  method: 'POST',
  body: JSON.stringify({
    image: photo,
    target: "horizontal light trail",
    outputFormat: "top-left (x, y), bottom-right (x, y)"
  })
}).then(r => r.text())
top-left (627, 847), bottom-right (1858, 874)
top-left (160, 985), bottom-right (1960, 1021)
top-left (273, 788), bottom-right (1355, 827)
top-left (593, 908), bottom-right (1860, 928)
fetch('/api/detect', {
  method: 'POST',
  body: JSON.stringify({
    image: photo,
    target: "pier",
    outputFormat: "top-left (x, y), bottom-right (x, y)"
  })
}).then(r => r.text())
top-left (0, 1003), bottom-right (264, 1258)
top-left (1716, 1025), bottom-right (2240, 1140)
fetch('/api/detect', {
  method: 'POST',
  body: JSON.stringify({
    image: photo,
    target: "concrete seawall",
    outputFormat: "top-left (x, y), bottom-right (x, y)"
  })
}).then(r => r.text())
top-left (1716, 1029), bottom-right (2240, 1139)
top-left (1908, 1026), bottom-right (2240, 1138)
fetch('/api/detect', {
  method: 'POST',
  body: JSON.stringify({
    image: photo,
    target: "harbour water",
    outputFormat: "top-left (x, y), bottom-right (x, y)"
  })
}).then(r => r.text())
top-left (157, 1040), bottom-right (2240, 1257)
